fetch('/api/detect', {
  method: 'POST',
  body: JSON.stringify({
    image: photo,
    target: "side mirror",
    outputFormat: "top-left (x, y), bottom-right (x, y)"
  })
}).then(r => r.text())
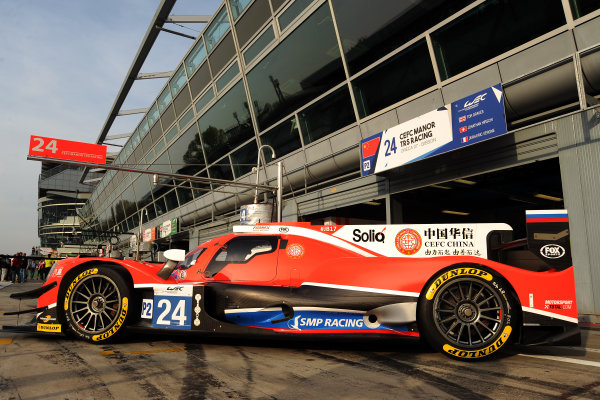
top-left (157, 249), bottom-right (186, 280)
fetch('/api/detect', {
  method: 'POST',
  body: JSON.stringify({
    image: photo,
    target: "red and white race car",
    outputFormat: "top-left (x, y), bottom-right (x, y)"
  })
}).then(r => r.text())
top-left (4, 210), bottom-right (579, 360)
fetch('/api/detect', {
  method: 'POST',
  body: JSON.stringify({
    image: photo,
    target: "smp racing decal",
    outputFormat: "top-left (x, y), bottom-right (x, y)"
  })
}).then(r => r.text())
top-left (225, 308), bottom-right (416, 336)
top-left (426, 268), bottom-right (492, 300)
top-left (443, 326), bottom-right (512, 358)
top-left (64, 268), bottom-right (98, 310)
top-left (92, 297), bottom-right (128, 341)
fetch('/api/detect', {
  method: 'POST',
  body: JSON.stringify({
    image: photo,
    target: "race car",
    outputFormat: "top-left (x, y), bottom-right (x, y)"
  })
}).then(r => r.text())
top-left (3, 210), bottom-right (579, 360)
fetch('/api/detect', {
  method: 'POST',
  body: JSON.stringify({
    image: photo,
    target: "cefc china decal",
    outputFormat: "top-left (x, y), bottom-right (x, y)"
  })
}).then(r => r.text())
top-left (287, 243), bottom-right (305, 259)
top-left (395, 229), bottom-right (422, 255)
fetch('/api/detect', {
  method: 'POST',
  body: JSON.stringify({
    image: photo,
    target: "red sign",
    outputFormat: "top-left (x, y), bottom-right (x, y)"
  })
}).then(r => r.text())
top-left (28, 135), bottom-right (107, 164)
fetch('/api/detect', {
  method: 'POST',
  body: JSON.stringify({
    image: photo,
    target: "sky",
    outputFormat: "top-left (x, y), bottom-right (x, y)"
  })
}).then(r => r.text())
top-left (0, 0), bottom-right (223, 254)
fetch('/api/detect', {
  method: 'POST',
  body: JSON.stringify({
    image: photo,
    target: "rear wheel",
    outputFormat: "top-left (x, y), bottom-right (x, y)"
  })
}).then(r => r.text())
top-left (418, 265), bottom-right (516, 360)
top-left (62, 266), bottom-right (132, 343)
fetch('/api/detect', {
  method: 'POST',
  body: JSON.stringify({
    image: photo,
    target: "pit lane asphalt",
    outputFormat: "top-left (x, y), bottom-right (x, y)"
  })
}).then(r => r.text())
top-left (1, 281), bottom-right (599, 400)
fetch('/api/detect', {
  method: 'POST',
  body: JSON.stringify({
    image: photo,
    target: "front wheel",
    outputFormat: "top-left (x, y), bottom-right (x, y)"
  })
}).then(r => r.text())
top-left (62, 266), bottom-right (132, 343)
top-left (418, 265), bottom-right (516, 360)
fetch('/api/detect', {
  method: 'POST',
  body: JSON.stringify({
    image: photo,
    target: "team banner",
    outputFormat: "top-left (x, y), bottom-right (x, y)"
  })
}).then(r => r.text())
top-left (29, 135), bottom-right (107, 164)
top-left (361, 84), bottom-right (507, 176)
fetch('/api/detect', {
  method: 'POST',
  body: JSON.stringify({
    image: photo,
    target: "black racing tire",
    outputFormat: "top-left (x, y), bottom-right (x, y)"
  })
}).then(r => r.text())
top-left (62, 266), bottom-right (132, 343)
top-left (418, 264), bottom-right (516, 361)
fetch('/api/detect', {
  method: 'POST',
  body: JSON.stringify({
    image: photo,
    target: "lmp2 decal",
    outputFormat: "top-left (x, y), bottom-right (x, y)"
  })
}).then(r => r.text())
top-left (442, 326), bottom-right (512, 358)
top-left (426, 267), bottom-right (493, 300)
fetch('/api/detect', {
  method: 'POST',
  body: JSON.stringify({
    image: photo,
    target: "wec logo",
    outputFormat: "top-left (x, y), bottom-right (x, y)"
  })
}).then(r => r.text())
top-left (464, 93), bottom-right (487, 108)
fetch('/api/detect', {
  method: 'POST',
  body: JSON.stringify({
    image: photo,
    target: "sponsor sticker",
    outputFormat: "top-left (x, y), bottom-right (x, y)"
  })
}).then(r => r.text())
top-left (92, 297), bottom-right (128, 341)
top-left (544, 299), bottom-right (573, 310)
top-left (287, 243), bottom-right (305, 259)
top-left (443, 326), bottom-right (512, 358)
top-left (426, 268), bottom-right (493, 300)
top-left (37, 323), bottom-right (62, 333)
top-left (395, 229), bottom-right (422, 255)
top-left (539, 244), bottom-right (565, 259)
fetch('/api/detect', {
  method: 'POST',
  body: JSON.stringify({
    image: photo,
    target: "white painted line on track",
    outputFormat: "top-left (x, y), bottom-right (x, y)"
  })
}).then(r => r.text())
top-left (563, 346), bottom-right (600, 354)
top-left (518, 354), bottom-right (600, 368)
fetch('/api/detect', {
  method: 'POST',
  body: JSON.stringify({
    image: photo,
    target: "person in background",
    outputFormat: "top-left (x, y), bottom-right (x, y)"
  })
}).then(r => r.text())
top-left (0, 255), bottom-right (9, 281)
top-left (11, 253), bottom-right (23, 283)
top-left (36, 260), bottom-right (44, 280)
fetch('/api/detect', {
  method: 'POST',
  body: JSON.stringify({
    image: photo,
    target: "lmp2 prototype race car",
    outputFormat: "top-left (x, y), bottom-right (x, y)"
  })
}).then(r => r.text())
top-left (3, 210), bottom-right (579, 360)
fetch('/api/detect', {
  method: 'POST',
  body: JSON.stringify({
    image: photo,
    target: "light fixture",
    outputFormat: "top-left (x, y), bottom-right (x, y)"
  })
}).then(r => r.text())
top-left (535, 193), bottom-right (563, 202)
top-left (453, 178), bottom-right (477, 185)
top-left (363, 201), bottom-right (381, 206)
top-left (441, 210), bottom-right (470, 216)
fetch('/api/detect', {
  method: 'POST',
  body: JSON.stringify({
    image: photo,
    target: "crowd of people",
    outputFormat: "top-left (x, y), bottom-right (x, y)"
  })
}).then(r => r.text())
top-left (0, 253), bottom-right (54, 283)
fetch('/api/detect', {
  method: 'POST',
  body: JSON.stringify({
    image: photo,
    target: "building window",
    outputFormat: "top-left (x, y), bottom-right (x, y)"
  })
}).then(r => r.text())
top-left (243, 25), bottom-right (275, 65)
top-left (278, 0), bottom-right (313, 31)
top-left (431, 0), bottom-right (566, 80)
top-left (158, 85), bottom-right (172, 113)
top-left (170, 65), bottom-right (188, 97)
top-left (199, 81), bottom-right (254, 164)
top-left (298, 86), bottom-right (355, 144)
top-left (331, 0), bottom-right (475, 75)
top-left (205, 7), bottom-right (231, 52)
top-left (259, 117), bottom-right (302, 159)
top-left (168, 123), bottom-right (205, 176)
top-left (247, 3), bottom-right (345, 131)
top-left (185, 40), bottom-right (207, 77)
top-left (352, 40), bottom-right (436, 118)
top-left (569, 0), bottom-right (600, 18)
top-left (216, 62), bottom-right (240, 92)
top-left (231, 140), bottom-right (258, 178)
top-left (230, 0), bottom-right (253, 20)
top-left (195, 88), bottom-right (215, 113)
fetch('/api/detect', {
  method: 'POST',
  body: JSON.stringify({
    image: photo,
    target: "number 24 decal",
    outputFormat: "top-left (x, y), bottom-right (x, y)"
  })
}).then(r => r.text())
top-left (31, 137), bottom-right (58, 154)
top-left (156, 298), bottom-right (188, 326)
top-left (384, 138), bottom-right (397, 156)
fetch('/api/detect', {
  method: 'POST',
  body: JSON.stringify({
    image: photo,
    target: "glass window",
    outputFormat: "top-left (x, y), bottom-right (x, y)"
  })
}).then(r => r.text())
top-left (179, 107), bottom-right (195, 130)
top-left (231, 140), bottom-right (258, 178)
top-left (209, 156), bottom-right (234, 183)
top-left (144, 203), bottom-right (157, 223)
top-left (271, 0), bottom-right (286, 12)
top-left (176, 182), bottom-right (194, 206)
top-left (278, 0), bottom-right (312, 31)
top-left (154, 197), bottom-right (167, 217)
top-left (331, 0), bottom-right (475, 75)
top-left (208, 33), bottom-right (236, 75)
top-left (247, 4), bottom-right (345, 131)
top-left (158, 86), bottom-right (172, 113)
top-left (185, 40), bottom-right (207, 77)
top-left (243, 25), bottom-right (275, 65)
top-left (160, 105), bottom-right (176, 131)
top-left (259, 117), bottom-right (302, 159)
top-left (192, 170), bottom-right (211, 197)
top-left (170, 65), bottom-right (187, 97)
top-left (195, 88), bottom-right (215, 113)
top-left (164, 190), bottom-right (179, 211)
top-left (298, 86), bottom-right (355, 144)
top-left (352, 40), bottom-right (436, 118)
top-left (199, 81), bottom-right (254, 164)
top-left (230, 0), bottom-right (253, 20)
top-left (235, 0), bottom-right (272, 48)
top-left (154, 137), bottom-right (166, 155)
top-left (121, 184), bottom-right (137, 218)
top-left (205, 7), bottom-right (231, 52)
top-left (168, 123), bottom-right (206, 176)
top-left (147, 104), bottom-right (159, 127)
top-left (216, 62), bottom-right (240, 92)
top-left (431, 0), bottom-right (566, 80)
top-left (206, 237), bottom-right (277, 276)
top-left (139, 117), bottom-right (150, 137)
top-left (165, 124), bottom-right (179, 144)
top-left (570, 0), bottom-right (600, 18)
top-left (132, 174), bottom-right (153, 209)
top-left (189, 62), bottom-right (212, 99)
